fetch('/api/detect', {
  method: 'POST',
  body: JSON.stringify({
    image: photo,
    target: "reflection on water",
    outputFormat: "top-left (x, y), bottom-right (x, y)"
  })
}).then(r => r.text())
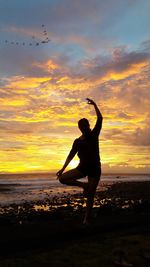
top-left (0, 192), bottom-right (149, 226)
top-left (0, 192), bottom-right (147, 215)
top-left (34, 205), bottom-right (50, 212)
top-left (17, 197), bottom-right (145, 214)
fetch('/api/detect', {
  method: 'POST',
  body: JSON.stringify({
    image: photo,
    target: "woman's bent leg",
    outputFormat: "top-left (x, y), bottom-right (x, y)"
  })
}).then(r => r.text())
top-left (59, 168), bottom-right (87, 189)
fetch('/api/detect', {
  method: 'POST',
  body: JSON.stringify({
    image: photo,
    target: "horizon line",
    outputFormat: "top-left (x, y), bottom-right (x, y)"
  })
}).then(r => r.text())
top-left (0, 171), bottom-right (149, 175)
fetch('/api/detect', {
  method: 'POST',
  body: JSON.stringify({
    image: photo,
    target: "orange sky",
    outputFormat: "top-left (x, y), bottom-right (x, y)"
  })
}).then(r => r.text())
top-left (1, 55), bottom-right (150, 173)
top-left (0, 1), bottom-right (150, 173)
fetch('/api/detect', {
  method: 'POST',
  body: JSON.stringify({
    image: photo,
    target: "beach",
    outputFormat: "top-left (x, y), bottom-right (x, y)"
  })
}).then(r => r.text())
top-left (0, 178), bottom-right (150, 267)
top-left (0, 173), bottom-right (150, 206)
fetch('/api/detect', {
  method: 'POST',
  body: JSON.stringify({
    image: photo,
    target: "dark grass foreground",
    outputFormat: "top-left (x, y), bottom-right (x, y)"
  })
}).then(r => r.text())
top-left (0, 181), bottom-right (150, 267)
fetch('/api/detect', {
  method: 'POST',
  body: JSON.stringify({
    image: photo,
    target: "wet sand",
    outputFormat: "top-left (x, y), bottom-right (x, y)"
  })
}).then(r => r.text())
top-left (0, 181), bottom-right (150, 267)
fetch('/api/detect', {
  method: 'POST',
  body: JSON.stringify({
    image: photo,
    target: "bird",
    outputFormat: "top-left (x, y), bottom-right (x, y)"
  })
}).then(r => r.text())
top-left (2, 24), bottom-right (50, 47)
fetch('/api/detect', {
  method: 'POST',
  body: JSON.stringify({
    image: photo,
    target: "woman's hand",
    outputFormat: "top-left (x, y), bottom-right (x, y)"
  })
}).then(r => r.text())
top-left (86, 98), bottom-right (96, 106)
top-left (56, 169), bottom-right (63, 179)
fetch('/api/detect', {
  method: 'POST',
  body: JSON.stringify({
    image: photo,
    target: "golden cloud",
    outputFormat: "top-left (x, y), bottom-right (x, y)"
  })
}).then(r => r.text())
top-left (0, 50), bottom-right (150, 173)
top-left (0, 97), bottom-right (29, 107)
top-left (5, 76), bottom-right (51, 89)
top-left (32, 60), bottom-right (59, 72)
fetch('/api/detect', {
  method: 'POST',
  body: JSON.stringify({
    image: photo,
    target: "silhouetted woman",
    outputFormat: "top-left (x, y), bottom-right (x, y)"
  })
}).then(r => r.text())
top-left (57, 98), bottom-right (103, 225)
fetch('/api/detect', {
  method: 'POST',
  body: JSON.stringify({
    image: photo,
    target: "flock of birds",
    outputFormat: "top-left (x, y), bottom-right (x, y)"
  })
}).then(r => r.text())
top-left (0, 25), bottom-right (51, 47)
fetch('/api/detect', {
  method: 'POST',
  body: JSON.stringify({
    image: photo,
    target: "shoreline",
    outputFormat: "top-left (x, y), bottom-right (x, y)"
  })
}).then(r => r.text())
top-left (0, 180), bottom-right (150, 223)
top-left (0, 176), bottom-right (150, 207)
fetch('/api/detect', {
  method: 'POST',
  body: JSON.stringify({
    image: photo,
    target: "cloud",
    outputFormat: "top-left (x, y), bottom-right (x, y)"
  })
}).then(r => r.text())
top-left (1, 0), bottom-right (146, 73)
top-left (128, 126), bottom-right (150, 146)
top-left (0, 42), bottom-right (150, 172)
top-left (141, 39), bottom-right (150, 52)
top-left (82, 48), bottom-right (150, 83)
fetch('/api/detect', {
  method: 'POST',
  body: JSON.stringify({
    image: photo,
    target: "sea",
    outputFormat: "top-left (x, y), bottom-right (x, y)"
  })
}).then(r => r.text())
top-left (0, 173), bottom-right (150, 206)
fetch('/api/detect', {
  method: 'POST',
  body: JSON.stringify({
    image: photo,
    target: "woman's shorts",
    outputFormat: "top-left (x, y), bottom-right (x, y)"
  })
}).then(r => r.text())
top-left (76, 163), bottom-right (101, 180)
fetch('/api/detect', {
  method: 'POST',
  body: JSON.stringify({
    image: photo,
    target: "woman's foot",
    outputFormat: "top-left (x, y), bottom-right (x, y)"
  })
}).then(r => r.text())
top-left (83, 218), bottom-right (91, 226)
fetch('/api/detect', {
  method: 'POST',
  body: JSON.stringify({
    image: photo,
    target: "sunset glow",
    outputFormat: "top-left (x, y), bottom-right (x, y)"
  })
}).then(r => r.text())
top-left (0, 0), bottom-right (150, 173)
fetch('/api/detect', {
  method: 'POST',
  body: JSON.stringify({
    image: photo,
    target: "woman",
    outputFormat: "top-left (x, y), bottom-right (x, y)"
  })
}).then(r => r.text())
top-left (56, 98), bottom-right (103, 225)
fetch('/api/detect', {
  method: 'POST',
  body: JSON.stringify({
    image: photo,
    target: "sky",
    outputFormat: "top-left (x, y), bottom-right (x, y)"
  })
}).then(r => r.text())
top-left (0, 0), bottom-right (150, 174)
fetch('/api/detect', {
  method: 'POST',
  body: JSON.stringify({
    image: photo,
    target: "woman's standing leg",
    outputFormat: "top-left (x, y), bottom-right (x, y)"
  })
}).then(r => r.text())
top-left (83, 177), bottom-right (100, 225)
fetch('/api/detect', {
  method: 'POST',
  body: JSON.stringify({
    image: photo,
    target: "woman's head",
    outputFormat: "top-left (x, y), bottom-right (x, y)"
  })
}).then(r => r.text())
top-left (78, 118), bottom-right (90, 135)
